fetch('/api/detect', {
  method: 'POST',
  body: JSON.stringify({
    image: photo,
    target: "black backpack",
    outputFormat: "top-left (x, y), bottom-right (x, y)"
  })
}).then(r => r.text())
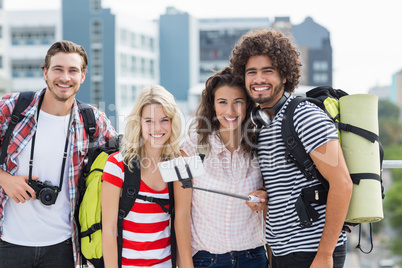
top-left (253, 86), bottom-right (384, 254)
top-left (0, 91), bottom-right (35, 165)
top-left (285, 87), bottom-right (384, 254)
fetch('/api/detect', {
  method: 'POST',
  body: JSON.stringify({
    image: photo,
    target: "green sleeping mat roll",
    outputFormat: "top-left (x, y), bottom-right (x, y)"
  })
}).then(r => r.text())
top-left (340, 94), bottom-right (383, 223)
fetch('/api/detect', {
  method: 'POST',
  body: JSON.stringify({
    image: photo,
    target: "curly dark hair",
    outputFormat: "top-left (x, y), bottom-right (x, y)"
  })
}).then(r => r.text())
top-left (192, 67), bottom-right (255, 153)
top-left (230, 29), bottom-right (301, 94)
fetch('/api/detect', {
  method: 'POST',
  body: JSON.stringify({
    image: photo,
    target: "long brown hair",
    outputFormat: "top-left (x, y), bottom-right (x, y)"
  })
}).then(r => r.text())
top-left (191, 67), bottom-right (255, 153)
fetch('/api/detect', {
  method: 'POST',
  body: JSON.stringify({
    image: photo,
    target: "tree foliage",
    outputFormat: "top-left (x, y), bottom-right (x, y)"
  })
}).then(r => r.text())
top-left (380, 100), bottom-right (402, 256)
top-left (378, 100), bottom-right (402, 146)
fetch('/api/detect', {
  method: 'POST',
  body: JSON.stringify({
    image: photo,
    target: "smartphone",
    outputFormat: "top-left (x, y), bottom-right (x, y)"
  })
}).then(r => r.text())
top-left (158, 156), bottom-right (205, 183)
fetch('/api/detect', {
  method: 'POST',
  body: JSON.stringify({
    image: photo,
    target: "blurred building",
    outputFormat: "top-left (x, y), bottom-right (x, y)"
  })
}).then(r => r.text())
top-left (0, 0), bottom-right (12, 96)
top-left (390, 70), bottom-right (402, 107)
top-left (159, 7), bottom-right (199, 103)
top-left (390, 70), bottom-right (402, 120)
top-left (3, 1), bottom-right (334, 128)
top-left (6, 9), bottom-right (61, 93)
top-left (368, 84), bottom-right (391, 101)
top-left (161, 11), bottom-right (333, 113)
top-left (289, 16), bottom-right (333, 87)
top-left (198, 17), bottom-right (270, 82)
top-left (63, 0), bottom-right (159, 130)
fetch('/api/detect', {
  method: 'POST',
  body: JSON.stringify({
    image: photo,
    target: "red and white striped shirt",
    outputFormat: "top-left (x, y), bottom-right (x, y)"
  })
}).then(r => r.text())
top-left (102, 152), bottom-right (171, 268)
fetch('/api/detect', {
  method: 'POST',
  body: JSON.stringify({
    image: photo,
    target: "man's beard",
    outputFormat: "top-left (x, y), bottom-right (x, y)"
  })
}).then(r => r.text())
top-left (46, 80), bottom-right (77, 102)
top-left (249, 82), bottom-right (285, 106)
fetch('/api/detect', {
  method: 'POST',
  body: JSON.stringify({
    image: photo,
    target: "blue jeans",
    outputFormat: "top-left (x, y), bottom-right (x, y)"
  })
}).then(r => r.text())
top-left (271, 244), bottom-right (346, 268)
top-left (0, 238), bottom-right (74, 268)
top-left (193, 246), bottom-right (268, 268)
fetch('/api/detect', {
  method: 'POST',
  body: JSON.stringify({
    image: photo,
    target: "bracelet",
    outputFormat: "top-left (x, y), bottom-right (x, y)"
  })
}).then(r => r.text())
top-left (257, 187), bottom-right (266, 191)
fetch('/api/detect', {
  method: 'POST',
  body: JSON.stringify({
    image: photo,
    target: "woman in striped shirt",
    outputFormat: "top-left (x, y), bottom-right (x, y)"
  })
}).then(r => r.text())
top-left (174, 67), bottom-right (268, 267)
top-left (101, 85), bottom-right (182, 268)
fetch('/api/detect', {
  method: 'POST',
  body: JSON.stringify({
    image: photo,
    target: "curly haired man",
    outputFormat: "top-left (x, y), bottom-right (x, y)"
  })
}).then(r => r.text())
top-left (230, 29), bottom-right (352, 268)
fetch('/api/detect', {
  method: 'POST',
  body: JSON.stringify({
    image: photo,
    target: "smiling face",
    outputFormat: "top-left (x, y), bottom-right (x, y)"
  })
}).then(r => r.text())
top-left (214, 85), bottom-right (247, 132)
top-left (141, 104), bottom-right (172, 149)
top-left (43, 52), bottom-right (86, 103)
top-left (245, 55), bottom-right (286, 108)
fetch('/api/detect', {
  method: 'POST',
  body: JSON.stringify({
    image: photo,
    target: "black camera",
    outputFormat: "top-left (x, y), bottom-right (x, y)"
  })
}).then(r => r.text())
top-left (28, 180), bottom-right (60, 206)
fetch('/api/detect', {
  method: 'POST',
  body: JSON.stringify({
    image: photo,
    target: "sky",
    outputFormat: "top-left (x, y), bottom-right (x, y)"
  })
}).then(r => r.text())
top-left (5, 0), bottom-right (402, 95)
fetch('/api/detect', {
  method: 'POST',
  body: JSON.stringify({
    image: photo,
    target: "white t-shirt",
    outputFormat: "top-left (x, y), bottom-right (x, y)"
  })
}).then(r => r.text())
top-left (2, 110), bottom-right (71, 246)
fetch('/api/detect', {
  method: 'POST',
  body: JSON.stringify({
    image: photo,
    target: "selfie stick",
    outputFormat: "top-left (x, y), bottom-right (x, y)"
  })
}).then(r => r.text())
top-left (174, 165), bottom-right (260, 203)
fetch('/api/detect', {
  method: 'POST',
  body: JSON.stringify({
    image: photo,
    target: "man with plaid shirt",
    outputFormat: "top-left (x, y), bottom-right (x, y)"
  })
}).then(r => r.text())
top-left (0, 40), bottom-right (117, 267)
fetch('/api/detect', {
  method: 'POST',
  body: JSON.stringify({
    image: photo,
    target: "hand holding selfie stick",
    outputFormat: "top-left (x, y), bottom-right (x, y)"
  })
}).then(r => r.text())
top-left (173, 163), bottom-right (260, 203)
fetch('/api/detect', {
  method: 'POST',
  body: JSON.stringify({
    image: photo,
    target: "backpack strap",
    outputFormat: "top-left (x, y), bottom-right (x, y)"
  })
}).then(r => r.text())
top-left (76, 100), bottom-right (96, 139)
top-left (136, 194), bottom-right (170, 213)
top-left (118, 160), bottom-right (141, 268)
top-left (281, 96), bottom-right (329, 189)
top-left (76, 101), bottom-right (96, 176)
top-left (168, 181), bottom-right (176, 267)
top-left (0, 91), bottom-right (35, 165)
top-left (118, 161), bottom-right (176, 267)
top-left (336, 122), bottom-right (379, 143)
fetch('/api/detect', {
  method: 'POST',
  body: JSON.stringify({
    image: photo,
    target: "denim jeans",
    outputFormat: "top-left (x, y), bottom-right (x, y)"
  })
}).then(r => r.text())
top-left (0, 238), bottom-right (74, 268)
top-left (193, 246), bottom-right (268, 268)
top-left (271, 244), bottom-right (346, 268)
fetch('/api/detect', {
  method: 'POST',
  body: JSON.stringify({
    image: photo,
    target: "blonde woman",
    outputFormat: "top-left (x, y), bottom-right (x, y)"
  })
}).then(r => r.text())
top-left (101, 85), bottom-right (181, 268)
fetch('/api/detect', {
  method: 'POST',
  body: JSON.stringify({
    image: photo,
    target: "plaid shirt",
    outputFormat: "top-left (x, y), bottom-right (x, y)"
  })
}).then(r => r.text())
top-left (180, 133), bottom-right (265, 255)
top-left (0, 89), bottom-right (117, 265)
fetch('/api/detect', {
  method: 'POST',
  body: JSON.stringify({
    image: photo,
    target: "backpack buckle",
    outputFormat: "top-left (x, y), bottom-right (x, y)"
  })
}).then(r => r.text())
top-left (118, 209), bottom-right (125, 220)
top-left (303, 159), bottom-right (314, 172)
top-left (145, 196), bottom-right (154, 202)
top-left (126, 188), bottom-right (137, 199)
top-left (88, 126), bottom-right (96, 135)
top-left (286, 137), bottom-right (297, 149)
top-left (10, 114), bottom-right (20, 124)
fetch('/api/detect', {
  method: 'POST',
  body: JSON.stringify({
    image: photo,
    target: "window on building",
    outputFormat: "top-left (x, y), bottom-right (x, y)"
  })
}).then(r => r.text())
top-left (91, 20), bottom-right (102, 44)
top-left (12, 59), bottom-right (42, 78)
top-left (120, 29), bottom-right (128, 46)
top-left (121, 84), bottom-right (128, 106)
top-left (149, 38), bottom-right (154, 51)
top-left (131, 32), bottom-right (136, 48)
top-left (131, 85), bottom-right (137, 102)
top-left (121, 54), bottom-right (128, 76)
top-left (91, 48), bottom-right (102, 76)
top-left (0, 56), bottom-right (3, 69)
top-left (92, 81), bottom-right (102, 106)
top-left (313, 73), bottom-right (328, 84)
top-left (149, 59), bottom-right (154, 78)
top-left (131, 56), bottom-right (137, 74)
top-left (141, 35), bottom-right (146, 48)
top-left (0, 26), bottom-right (2, 39)
top-left (313, 61), bottom-right (328, 71)
top-left (11, 27), bottom-right (55, 45)
top-left (90, 0), bottom-right (101, 12)
top-left (141, 58), bottom-right (146, 74)
top-left (0, 0), bottom-right (3, 9)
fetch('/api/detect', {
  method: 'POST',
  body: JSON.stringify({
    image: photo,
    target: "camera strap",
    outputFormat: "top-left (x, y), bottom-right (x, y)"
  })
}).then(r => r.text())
top-left (28, 95), bottom-right (74, 191)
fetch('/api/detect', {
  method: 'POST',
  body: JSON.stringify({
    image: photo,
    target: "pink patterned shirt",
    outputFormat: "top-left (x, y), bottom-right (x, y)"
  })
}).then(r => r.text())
top-left (180, 133), bottom-right (265, 255)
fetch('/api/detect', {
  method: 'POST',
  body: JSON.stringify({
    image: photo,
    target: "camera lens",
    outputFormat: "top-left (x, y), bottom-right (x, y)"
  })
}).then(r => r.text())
top-left (39, 188), bottom-right (57, 206)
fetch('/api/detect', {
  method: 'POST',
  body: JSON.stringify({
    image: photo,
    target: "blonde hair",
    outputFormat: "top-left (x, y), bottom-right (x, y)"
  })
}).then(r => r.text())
top-left (121, 85), bottom-right (182, 169)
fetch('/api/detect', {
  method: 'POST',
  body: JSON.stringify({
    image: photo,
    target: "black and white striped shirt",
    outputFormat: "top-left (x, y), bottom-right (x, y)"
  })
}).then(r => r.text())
top-left (258, 96), bottom-right (347, 256)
